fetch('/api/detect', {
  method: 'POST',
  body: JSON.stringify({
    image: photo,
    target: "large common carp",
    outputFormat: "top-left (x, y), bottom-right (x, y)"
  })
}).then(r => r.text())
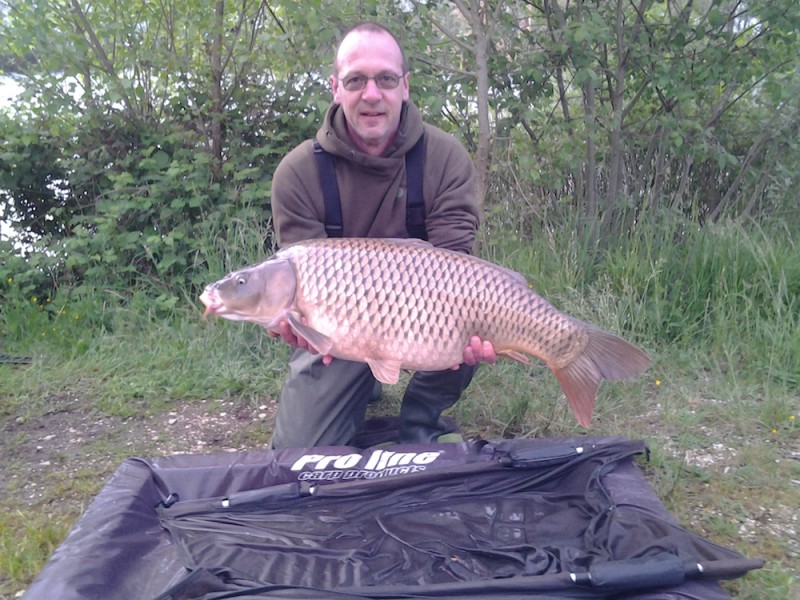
top-left (200, 238), bottom-right (650, 427)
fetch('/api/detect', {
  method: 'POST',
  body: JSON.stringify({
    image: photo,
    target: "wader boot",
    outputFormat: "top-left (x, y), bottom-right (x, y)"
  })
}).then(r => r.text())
top-left (397, 364), bottom-right (476, 444)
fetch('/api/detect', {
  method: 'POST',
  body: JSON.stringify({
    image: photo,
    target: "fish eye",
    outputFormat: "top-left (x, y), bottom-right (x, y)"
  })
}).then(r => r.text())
top-left (236, 276), bottom-right (247, 285)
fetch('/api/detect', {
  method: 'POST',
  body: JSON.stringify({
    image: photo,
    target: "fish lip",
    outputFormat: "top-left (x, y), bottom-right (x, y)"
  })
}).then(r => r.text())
top-left (199, 289), bottom-right (222, 318)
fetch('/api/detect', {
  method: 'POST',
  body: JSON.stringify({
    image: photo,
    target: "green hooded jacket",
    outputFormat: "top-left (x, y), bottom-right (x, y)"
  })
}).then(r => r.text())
top-left (271, 101), bottom-right (480, 254)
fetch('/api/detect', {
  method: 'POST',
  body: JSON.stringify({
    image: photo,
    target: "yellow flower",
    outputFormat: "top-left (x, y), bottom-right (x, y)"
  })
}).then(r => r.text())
top-left (6, 277), bottom-right (11, 283)
top-left (31, 296), bottom-right (38, 303)
top-left (655, 380), bottom-right (661, 386)
top-left (771, 428), bottom-right (778, 434)
top-left (790, 415), bottom-right (796, 422)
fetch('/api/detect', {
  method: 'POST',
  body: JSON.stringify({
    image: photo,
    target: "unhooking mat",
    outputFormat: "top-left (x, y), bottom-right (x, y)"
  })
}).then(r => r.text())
top-left (22, 433), bottom-right (762, 599)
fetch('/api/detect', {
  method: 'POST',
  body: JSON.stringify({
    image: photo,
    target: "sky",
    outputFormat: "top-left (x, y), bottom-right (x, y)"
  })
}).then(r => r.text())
top-left (0, 76), bottom-right (23, 106)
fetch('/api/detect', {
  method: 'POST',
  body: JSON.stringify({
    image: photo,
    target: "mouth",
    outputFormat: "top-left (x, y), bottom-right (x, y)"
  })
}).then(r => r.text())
top-left (199, 289), bottom-right (222, 318)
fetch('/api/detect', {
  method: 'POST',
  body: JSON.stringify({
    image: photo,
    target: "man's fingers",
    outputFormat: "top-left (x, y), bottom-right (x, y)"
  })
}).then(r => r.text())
top-left (272, 319), bottom-right (331, 362)
top-left (482, 339), bottom-right (498, 364)
top-left (462, 336), bottom-right (498, 366)
top-left (275, 320), bottom-right (293, 344)
top-left (463, 345), bottom-right (476, 366)
top-left (469, 336), bottom-right (483, 357)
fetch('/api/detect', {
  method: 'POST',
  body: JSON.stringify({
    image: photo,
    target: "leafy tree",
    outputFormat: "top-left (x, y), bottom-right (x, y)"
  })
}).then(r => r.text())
top-left (405, 0), bottom-right (800, 242)
top-left (1, 0), bottom-right (333, 291)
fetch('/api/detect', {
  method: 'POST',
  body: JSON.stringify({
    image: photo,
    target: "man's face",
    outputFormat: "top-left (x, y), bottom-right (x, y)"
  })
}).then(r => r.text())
top-left (331, 30), bottom-right (410, 157)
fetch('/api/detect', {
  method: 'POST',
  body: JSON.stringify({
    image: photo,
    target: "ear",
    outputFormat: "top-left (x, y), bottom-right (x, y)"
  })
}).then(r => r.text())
top-left (402, 72), bottom-right (410, 101)
top-left (331, 74), bottom-right (342, 104)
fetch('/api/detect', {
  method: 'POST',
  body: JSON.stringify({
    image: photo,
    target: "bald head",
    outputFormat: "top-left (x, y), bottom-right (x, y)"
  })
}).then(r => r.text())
top-left (333, 21), bottom-right (408, 76)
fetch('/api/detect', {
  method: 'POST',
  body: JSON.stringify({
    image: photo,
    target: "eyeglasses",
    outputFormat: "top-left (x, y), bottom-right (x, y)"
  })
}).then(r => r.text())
top-left (339, 72), bottom-right (404, 91)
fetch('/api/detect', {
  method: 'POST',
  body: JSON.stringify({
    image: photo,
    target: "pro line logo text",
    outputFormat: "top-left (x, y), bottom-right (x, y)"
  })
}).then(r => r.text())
top-left (290, 449), bottom-right (442, 481)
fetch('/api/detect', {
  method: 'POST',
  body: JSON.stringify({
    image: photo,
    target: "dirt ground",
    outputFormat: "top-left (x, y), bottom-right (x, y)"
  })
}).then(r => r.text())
top-left (2, 394), bottom-right (279, 512)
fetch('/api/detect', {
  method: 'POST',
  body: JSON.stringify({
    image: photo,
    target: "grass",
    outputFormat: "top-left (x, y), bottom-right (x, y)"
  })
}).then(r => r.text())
top-left (1, 217), bottom-right (798, 598)
top-left (0, 512), bottom-right (75, 590)
top-left (1, 288), bottom-right (290, 419)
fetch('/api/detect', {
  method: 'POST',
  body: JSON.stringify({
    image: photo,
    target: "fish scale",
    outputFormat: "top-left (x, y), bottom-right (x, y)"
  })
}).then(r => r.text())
top-left (200, 237), bottom-right (651, 427)
top-left (294, 241), bottom-right (483, 355)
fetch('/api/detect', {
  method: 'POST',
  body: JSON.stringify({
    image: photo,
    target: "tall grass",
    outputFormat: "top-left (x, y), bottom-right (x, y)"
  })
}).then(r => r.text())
top-left (484, 214), bottom-right (799, 388)
top-left (603, 217), bottom-right (799, 388)
top-left (0, 283), bottom-right (289, 421)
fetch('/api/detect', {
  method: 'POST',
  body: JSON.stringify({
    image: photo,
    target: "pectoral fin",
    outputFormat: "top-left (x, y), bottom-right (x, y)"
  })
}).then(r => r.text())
top-left (286, 313), bottom-right (334, 355)
top-left (365, 358), bottom-right (403, 385)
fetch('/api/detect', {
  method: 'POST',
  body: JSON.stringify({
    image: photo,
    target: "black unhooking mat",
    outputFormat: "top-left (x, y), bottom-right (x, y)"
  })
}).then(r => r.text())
top-left (23, 433), bottom-right (762, 600)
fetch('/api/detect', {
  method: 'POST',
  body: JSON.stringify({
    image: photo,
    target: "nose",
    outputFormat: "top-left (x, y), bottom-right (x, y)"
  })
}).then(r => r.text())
top-left (361, 78), bottom-right (382, 101)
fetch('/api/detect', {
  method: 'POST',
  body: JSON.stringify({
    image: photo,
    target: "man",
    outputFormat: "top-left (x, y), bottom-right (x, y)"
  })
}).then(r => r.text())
top-left (269, 21), bottom-right (495, 449)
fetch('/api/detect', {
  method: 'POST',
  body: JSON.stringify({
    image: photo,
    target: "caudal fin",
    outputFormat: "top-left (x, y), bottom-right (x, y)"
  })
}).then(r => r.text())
top-left (552, 327), bottom-right (651, 428)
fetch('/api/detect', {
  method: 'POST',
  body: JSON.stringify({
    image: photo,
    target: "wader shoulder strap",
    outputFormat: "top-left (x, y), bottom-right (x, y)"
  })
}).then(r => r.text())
top-left (404, 136), bottom-right (427, 241)
top-left (313, 137), bottom-right (427, 240)
top-left (313, 141), bottom-right (343, 238)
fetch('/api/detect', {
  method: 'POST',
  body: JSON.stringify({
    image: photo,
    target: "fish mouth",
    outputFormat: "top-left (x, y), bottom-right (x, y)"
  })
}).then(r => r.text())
top-left (199, 289), bottom-right (222, 318)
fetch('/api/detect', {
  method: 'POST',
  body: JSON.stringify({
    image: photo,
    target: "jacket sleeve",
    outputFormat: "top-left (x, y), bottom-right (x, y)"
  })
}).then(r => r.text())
top-left (422, 126), bottom-right (481, 255)
top-left (270, 140), bottom-right (327, 247)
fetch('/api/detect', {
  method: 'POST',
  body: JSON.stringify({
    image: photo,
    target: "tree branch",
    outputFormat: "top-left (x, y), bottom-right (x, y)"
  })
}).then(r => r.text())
top-left (69, 0), bottom-right (138, 120)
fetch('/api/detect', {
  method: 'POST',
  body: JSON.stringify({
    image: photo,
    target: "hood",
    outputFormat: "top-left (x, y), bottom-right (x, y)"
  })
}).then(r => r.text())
top-left (315, 101), bottom-right (424, 173)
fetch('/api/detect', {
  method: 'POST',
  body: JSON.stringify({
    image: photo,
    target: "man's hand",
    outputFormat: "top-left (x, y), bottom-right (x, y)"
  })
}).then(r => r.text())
top-left (269, 320), bottom-right (334, 366)
top-left (461, 335), bottom-right (497, 367)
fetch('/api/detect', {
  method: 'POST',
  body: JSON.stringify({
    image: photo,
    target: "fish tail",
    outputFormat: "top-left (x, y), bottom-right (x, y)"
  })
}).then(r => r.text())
top-left (552, 327), bottom-right (651, 428)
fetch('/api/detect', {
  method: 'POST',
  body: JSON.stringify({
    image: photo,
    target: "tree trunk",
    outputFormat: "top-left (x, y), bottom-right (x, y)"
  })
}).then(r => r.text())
top-left (208, 0), bottom-right (225, 183)
top-left (601, 0), bottom-right (627, 237)
top-left (582, 76), bottom-right (599, 247)
top-left (471, 0), bottom-right (492, 204)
